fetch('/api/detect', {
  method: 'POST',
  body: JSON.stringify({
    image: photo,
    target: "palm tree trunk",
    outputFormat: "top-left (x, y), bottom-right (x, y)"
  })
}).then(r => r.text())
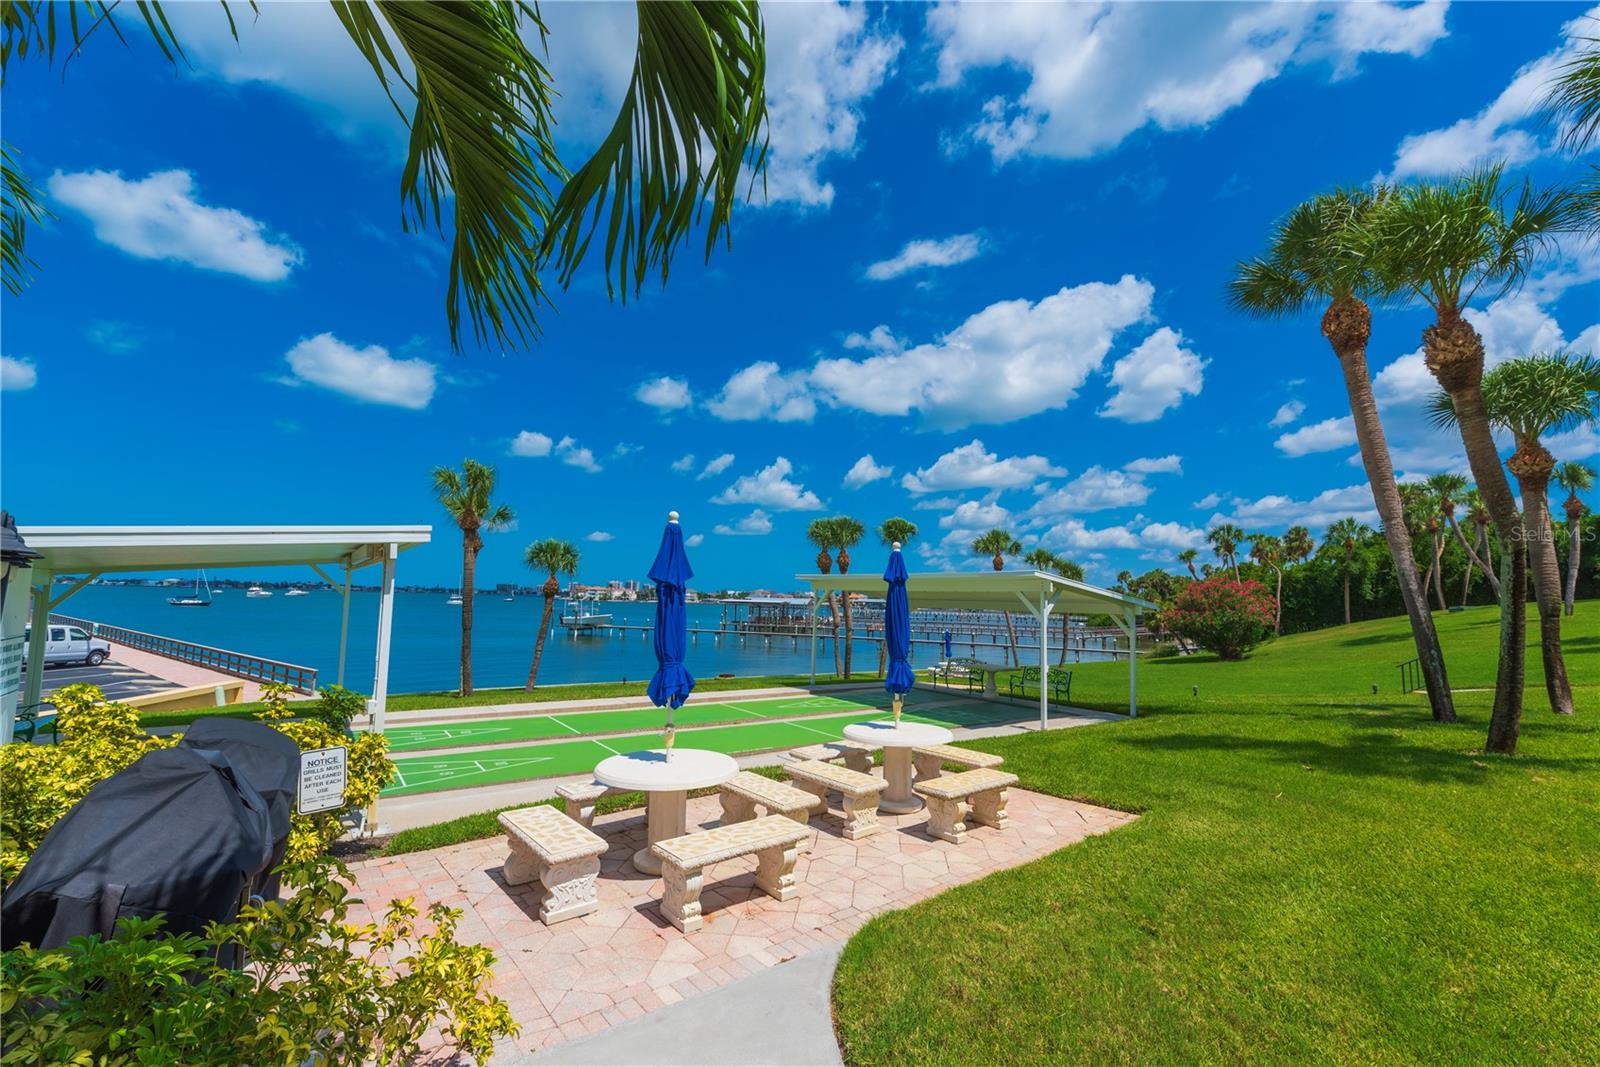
top-left (1459, 538), bottom-right (1475, 607)
top-left (842, 595), bottom-right (854, 679)
top-left (1003, 611), bottom-right (1019, 666)
top-left (1273, 567), bottom-right (1284, 634)
top-left (1342, 565), bottom-right (1352, 625)
top-left (1421, 554), bottom-right (1436, 613)
top-left (1449, 514), bottom-right (1497, 598)
top-left (1507, 449), bottom-right (1574, 715)
top-left (1326, 297), bottom-right (1454, 722)
top-left (826, 593), bottom-right (842, 678)
top-left (459, 537), bottom-right (476, 697)
top-left (1430, 532), bottom-right (1447, 611)
top-left (1485, 544), bottom-right (1526, 754)
top-left (1565, 502), bottom-right (1583, 616)
top-left (526, 594), bottom-right (556, 689)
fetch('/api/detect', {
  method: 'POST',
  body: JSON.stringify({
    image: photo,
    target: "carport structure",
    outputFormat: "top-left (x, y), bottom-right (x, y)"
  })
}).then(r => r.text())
top-left (797, 569), bottom-right (1157, 726)
top-left (3, 526), bottom-right (430, 744)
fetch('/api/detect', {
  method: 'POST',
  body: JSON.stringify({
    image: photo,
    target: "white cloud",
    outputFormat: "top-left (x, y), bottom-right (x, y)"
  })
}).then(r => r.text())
top-left (686, 532), bottom-right (706, 548)
top-left (671, 453), bottom-right (697, 473)
top-left (1269, 399), bottom-right (1305, 427)
top-left (281, 333), bottom-right (436, 408)
top-left (611, 442), bottom-right (640, 458)
top-left (713, 458), bottom-right (823, 510)
top-left (1123, 454), bottom-right (1182, 475)
top-left (1275, 415), bottom-right (1357, 457)
top-left (698, 453), bottom-right (737, 480)
top-left (843, 454), bottom-right (894, 488)
top-left (705, 362), bottom-right (817, 422)
top-left (1039, 518), bottom-right (1140, 551)
top-left (815, 276), bottom-right (1159, 428)
top-left (758, 2), bottom-right (902, 206)
top-left (1029, 466), bottom-right (1154, 516)
top-left (843, 325), bottom-right (905, 353)
top-left (865, 233), bottom-right (985, 280)
top-left (1384, 6), bottom-right (1594, 180)
top-left (1213, 484), bottom-right (1379, 530)
top-left (1, 356), bottom-right (38, 391)
top-left (902, 440), bottom-right (1064, 494)
top-left (1140, 521), bottom-right (1207, 550)
top-left (713, 510), bottom-right (774, 536)
top-left (938, 497), bottom-right (1013, 531)
top-left (1193, 492), bottom-right (1222, 509)
top-left (556, 436), bottom-right (601, 473)
top-left (585, 531), bottom-right (614, 543)
top-left (49, 169), bottom-right (301, 281)
top-left (930, 2), bottom-right (1446, 162)
top-left (1098, 327), bottom-right (1206, 423)
top-left (510, 430), bottom-right (554, 457)
top-left (635, 375), bottom-right (692, 411)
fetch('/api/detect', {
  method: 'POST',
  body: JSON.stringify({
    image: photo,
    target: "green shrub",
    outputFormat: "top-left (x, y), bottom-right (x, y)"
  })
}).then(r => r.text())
top-left (0, 855), bottom-right (517, 1065)
top-left (1165, 577), bottom-right (1276, 660)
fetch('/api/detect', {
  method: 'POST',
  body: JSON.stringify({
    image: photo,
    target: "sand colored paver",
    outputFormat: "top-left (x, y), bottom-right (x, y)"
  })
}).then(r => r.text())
top-left (344, 783), bottom-right (1136, 1060)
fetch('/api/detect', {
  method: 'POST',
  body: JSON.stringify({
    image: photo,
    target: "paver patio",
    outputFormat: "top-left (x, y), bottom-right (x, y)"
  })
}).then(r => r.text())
top-left (345, 784), bottom-right (1136, 1060)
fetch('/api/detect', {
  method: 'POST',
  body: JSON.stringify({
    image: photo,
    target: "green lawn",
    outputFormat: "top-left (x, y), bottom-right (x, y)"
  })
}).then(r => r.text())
top-left (832, 603), bottom-right (1600, 1064)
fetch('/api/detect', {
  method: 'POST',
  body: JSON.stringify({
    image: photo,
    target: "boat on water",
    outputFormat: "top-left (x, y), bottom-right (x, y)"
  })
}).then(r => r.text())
top-left (446, 591), bottom-right (463, 606)
top-left (168, 570), bottom-right (213, 607)
top-left (285, 588), bottom-right (309, 597)
top-left (559, 594), bottom-right (612, 632)
top-left (246, 585), bottom-right (273, 598)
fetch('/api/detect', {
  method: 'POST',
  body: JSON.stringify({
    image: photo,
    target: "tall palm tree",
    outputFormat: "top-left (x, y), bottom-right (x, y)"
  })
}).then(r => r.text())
top-left (1248, 533), bottom-right (1286, 634)
top-left (831, 517), bottom-right (866, 679)
top-left (1324, 518), bottom-right (1373, 625)
top-left (1459, 488), bottom-right (1498, 604)
top-left (1431, 351), bottom-right (1598, 715)
top-left (432, 459), bottom-right (515, 697)
top-left (0, 2), bottom-right (769, 350)
top-left (1229, 187), bottom-right (1455, 724)
top-left (1283, 526), bottom-right (1314, 567)
top-left (1373, 173), bottom-right (1578, 746)
top-left (806, 518), bottom-right (842, 678)
top-left (1177, 548), bottom-right (1200, 579)
top-left (1554, 461), bottom-right (1596, 615)
top-left (1424, 473), bottom-right (1469, 612)
top-left (524, 539), bottom-right (580, 690)
top-left (972, 529), bottom-right (1022, 665)
top-left (878, 517), bottom-right (918, 549)
top-left (1207, 524), bottom-right (1244, 580)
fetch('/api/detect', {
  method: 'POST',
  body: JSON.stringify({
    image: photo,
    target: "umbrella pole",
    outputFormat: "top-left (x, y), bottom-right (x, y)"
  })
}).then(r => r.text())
top-left (664, 720), bottom-right (676, 759)
top-left (892, 694), bottom-right (902, 724)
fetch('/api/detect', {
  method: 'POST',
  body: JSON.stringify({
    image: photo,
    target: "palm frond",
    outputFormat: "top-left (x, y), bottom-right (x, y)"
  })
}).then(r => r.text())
top-left (1228, 188), bottom-right (1387, 317)
top-left (540, 0), bottom-right (768, 301)
top-left (525, 538), bottom-right (580, 576)
top-left (1, 143), bottom-right (51, 296)
top-left (1545, 21), bottom-right (1600, 153)
top-left (1553, 460), bottom-right (1596, 493)
top-left (1480, 351), bottom-right (1600, 438)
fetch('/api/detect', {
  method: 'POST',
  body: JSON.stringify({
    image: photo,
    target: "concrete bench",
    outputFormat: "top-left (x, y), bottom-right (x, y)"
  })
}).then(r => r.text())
top-left (912, 767), bottom-right (1019, 844)
top-left (783, 759), bottom-right (884, 840)
top-left (497, 805), bottom-right (608, 925)
top-left (912, 743), bottom-right (1004, 786)
top-left (555, 779), bottom-right (621, 828)
top-left (651, 815), bottom-right (812, 933)
top-left (788, 738), bottom-right (879, 774)
top-left (719, 771), bottom-right (821, 827)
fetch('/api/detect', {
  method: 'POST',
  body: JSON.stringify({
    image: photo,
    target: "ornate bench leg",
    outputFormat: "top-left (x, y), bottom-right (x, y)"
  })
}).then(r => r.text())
top-left (720, 791), bottom-right (757, 825)
top-left (793, 779), bottom-right (830, 814)
top-left (840, 749), bottom-right (873, 774)
top-left (564, 797), bottom-right (598, 829)
top-left (969, 787), bottom-right (1009, 831)
top-left (840, 792), bottom-right (882, 840)
top-left (503, 840), bottom-right (543, 886)
top-left (660, 861), bottom-right (705, 934)
top-left (754, 843), bottom-right (800, 902)
top-left (539, 854), bottom-right (601, 925)
top-left (913, 751), bottom-right (944, 786)
top-left (924, 795), bottom-right (968, 844)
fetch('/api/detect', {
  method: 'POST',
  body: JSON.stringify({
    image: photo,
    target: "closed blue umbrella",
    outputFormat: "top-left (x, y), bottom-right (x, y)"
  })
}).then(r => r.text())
top-left (883, 542), bottom-right (914, 723)
top-left (647, 511), bottom-right (696, 756)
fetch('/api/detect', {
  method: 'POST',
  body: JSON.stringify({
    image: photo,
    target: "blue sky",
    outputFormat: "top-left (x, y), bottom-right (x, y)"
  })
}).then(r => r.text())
top-left (4, 1), bottom-right (1597, 591)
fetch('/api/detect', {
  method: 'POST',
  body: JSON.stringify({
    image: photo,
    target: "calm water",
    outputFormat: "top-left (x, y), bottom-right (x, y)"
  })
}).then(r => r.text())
top-left (52, 586), bottom-right (913, 694)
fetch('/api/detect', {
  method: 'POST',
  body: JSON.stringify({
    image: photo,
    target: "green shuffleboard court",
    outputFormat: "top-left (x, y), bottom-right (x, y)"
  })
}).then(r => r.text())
top-left (380, 693), bottom-right (1023, 797)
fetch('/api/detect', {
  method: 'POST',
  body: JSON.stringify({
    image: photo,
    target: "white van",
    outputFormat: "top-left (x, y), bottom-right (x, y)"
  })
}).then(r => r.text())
top-left (22, 625), bottom-right (111, 667)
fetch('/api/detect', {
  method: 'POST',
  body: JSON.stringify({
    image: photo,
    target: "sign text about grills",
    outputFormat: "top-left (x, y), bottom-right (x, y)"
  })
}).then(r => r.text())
top-left (298, 745), bottom-right (348, 814)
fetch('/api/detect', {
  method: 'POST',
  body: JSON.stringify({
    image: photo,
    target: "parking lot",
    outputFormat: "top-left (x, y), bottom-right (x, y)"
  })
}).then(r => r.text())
top-left (30, 660), bottom-right (181, 704)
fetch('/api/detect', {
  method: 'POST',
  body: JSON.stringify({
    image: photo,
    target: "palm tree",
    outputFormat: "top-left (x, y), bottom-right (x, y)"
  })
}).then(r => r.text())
top-left (878, 517), bottom-right (918, 548)
top-left (0, 3), bottom-right (769, 350)
top-left (1431, 352), bottom-right (1598, 716)
top-left (1177, 548), bottom-right (1200, 579)
top-left (1229, 187), bottom-right (1455, 724)
top-left (524, 539), bottom-right (580, 690)
top-left (1207, 524), bottom-right (1243, 580)
top-left (831, 517), bottom-right (866, 679)
top-left (1554, 461), bottom-right (1596, 615)
top-left (972, 529), bottom-right (1022, 665)
top-left (433, 460), bottom-right (515, 697)
top-left (1424, 474), bottom-right (1469, 612)
top-left (1544, 17), bottom-right (1600, 236)
top-left (1324, 518), bottom-right (1373, 625)
top-left (1459, 488), bottom-right (1498, 604)
top-left (806, 518), bottom-right (842, 678)
top-left (1283, 526), bottom-right (1314, 567)
top-left (1248, 533), bottom-right (1286, 634)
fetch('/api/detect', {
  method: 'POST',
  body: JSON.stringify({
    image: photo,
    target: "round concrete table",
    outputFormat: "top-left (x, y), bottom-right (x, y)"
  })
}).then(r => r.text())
top-left (593, 748), bottom-right (739, 874)
top-left (842, 721), bottom-right (954, 814)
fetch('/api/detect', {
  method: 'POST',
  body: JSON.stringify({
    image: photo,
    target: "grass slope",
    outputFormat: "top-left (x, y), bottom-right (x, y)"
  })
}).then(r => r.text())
top-left (832, 604), bottom-right (1600, 1064)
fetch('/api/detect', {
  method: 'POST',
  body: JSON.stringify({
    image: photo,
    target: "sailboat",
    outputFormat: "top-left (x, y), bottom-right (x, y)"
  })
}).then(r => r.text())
top-left (446, 590), bottom-right (463, 606)
top-left (168, 570), bottom-right (213, 607)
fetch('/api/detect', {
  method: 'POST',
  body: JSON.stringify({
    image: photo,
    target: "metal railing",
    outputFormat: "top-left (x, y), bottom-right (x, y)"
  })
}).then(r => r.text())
top-left (49, 614), bottom-right (318, 694)
top-left (1396, 657), bottom-right (1421, 694)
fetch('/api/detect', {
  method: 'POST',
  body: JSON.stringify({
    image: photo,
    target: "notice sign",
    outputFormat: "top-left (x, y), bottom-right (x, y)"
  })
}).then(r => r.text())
top-left (298, 745), bottom-right (348, 814)
top-left (1, 635), bottom-right (21, 698)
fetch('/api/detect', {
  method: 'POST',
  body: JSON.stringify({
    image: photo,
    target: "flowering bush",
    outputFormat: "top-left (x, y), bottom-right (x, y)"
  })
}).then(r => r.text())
top-left (1165, 577), bottom-right (1276, 660)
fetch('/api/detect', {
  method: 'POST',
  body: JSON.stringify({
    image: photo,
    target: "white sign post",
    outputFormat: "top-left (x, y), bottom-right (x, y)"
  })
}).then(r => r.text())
top-left (298, 745), bottom-right (348, 815)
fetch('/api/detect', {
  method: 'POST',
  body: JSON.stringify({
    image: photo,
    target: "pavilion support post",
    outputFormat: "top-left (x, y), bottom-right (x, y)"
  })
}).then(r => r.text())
top-left (337, 564), bottom-right (352, 688)
top-left (1038, 591), bottom-right (1052, 731)
top-left (21, 568), bottom-right (51, 716)
top-left (369, 545), bottom-right (397, 734)
top-left (809, 594), bottom-right (818, 686)
top-left (1127, 608), bottom-right (1138, 717)
top-left (0, 564), bottom-right (40, 745)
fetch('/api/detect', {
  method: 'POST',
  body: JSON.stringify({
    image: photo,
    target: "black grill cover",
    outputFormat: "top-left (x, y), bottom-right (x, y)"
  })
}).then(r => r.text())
top-left (0, 746), bottom-right (272, 955)
top-left (179, 717), bottom-right (301, 899)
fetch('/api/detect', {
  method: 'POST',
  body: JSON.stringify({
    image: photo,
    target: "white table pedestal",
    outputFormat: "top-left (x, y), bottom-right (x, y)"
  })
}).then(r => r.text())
top-left (880, 748), bottom-right (921, 813)
top-left (842, 720), bottom-right (956, 816)
top-left (635, 789), bottom-right (687, 875)
top-left (593, 748), bottom-right (739, 876)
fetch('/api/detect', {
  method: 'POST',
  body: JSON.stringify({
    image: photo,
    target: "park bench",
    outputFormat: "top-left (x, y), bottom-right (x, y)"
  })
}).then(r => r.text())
top-left (912, 743), bottom-right (1004, 786)
top-left (912, 767), bottom-right (1019, 844)
top-left (788, 738), bottom-right (879, 773)
top-left (555, 779), bottom-right (622, 828)
top-left (719, 771), bottom-right (821, 827)
top-left (783, 759), bottom-right (885, 840)
top-left (497, 805), bottom-right (608, 925)
top-left (14, 703), bottom-right (57, 745)
top-left (651, 815), bottom-right (811, 933)
top-left (1006, 665), bottom-right (1071, 704)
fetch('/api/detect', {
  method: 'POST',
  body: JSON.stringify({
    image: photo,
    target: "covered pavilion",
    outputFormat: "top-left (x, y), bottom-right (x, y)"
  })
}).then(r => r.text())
top-left (797, 569), bottom-right (1157, 726)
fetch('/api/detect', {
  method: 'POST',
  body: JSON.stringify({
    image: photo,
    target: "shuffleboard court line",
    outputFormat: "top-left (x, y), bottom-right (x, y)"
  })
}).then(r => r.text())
top-left (788, 720), bottom-right (844, 739)
top-left (593, 738), bottom-right (623, 756)
top-left (546, 716), bottom-right (582, 734)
